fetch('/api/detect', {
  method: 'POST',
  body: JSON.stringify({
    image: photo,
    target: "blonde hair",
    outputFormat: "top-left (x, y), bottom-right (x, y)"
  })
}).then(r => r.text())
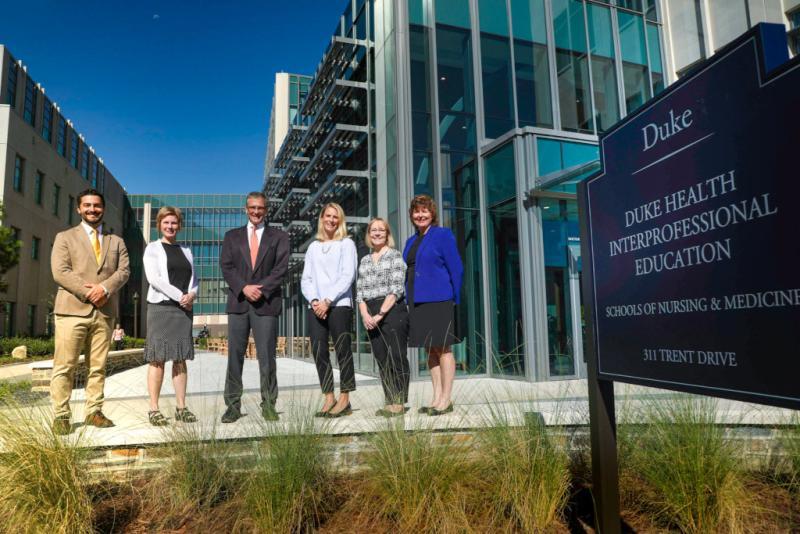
top-left (156, 206), bottom-right (183, 231)
top-left (364, 218), bottom-right (395, 250)
top-left (315, 203), bottom-right (349, 241)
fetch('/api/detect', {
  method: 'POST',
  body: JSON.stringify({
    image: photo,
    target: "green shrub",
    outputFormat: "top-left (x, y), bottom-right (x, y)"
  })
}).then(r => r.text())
top-left (0, 381), bottom-right (31, 403)
top-left (624, 396), bottom-right (749, 534)
top-left (122, 336), bottom-right (146, 349)
top-left (0, 336), bottom-right (55, 356)
top-left (0, 405), bottom-right (93, 533)
top-left (475, 409), bottom-right (570, 532)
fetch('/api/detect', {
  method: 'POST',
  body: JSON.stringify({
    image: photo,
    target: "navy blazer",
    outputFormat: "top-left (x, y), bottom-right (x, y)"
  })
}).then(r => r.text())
top-left (402, 225), bottom-right (464, 305)
top-left (219, 225), bottom-right (290, 316)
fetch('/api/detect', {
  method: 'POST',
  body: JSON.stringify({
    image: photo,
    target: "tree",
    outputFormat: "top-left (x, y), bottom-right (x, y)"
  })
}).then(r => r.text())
top-left (0, 202), bottom-right (21, 297)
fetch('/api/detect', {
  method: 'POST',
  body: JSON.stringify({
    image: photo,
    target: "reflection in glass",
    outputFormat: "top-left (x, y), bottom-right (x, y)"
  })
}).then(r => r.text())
top-left (541, 197), bottom-right (580, 377)
top-left (618, 11), bottom-right (651, 113)
top-left (552, 0), bottom-right (594, 133)
top-left (512, 0), bottom-right (552, 128)
top-left (479, 0), bottom-right (515, 137)
top-left (647, 23), bottom-right (665, 95)
top-left (485, 143), bottom-right (524, 376)
top-left (586, 3), bottom-right (620, 131)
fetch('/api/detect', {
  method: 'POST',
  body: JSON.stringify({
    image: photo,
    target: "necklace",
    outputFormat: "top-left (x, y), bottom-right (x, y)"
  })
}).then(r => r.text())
top-left (321, 241), bottom-right (335, 254)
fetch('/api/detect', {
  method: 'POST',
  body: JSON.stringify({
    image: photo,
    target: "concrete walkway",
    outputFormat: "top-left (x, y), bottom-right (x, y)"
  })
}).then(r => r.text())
top-left (1, 351), bottom-right (795, 449)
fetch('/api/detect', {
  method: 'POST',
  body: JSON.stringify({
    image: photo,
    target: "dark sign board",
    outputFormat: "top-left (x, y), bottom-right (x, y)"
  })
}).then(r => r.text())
top-left (579, 24), bottom-right (800, 410)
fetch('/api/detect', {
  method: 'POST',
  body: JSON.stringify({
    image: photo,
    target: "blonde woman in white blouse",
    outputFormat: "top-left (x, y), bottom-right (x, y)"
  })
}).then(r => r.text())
top-left (301, 203), bottom-right (358, 417)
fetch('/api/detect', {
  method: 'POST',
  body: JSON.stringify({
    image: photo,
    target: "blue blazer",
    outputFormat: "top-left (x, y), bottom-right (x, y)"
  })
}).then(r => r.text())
top-left (403, 225), bottom-right (464, 305)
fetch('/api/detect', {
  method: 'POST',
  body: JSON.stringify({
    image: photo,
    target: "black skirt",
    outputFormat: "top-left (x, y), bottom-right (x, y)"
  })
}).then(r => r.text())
top-left (408, 301), bottom-right (459, 349)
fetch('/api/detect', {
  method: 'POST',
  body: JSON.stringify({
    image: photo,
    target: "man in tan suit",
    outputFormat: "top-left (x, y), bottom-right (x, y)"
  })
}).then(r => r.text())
top-left (50, 189), bottom-right (130, 434)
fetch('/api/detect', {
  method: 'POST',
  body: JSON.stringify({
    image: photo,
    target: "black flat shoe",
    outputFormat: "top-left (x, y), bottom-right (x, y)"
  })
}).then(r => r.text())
top-left (315, 402), bottom-right (337, 418)
top-left (429, 402), bottom-right (454, 416)
top-left (326, 403), bottom-right (352, 418)
top-left (417, 406), bottom-right (432, 414)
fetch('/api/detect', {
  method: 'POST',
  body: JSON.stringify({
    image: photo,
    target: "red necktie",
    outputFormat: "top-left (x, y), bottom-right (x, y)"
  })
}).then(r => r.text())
top-left (250, 227), bottom-right (258, 269)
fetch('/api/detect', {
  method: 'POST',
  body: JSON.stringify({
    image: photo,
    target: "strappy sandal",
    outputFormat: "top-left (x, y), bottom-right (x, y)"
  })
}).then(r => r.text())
top-left (175, 407), bottom-right (197, 423)
top-left (148, 410), bottom-right (168, 426)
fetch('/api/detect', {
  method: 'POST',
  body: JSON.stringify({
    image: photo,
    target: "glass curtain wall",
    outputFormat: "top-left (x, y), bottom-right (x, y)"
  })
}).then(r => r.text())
top-left (617, 9), bottom-right (652, 113)
top-left (586, 3), bottom-right (620, 131)
top-left (478, 0), bottom-right (516, 138)
top-left (408, 0), bottom-right (436, 196)
top-left (435, 0), bottom-right (485, 374)
top-left (510, 0), bottom-right (553, 128)
top-left (484, 142), bottom-right (524, 376)
top-left (552, 0), bottom-right (594, 133)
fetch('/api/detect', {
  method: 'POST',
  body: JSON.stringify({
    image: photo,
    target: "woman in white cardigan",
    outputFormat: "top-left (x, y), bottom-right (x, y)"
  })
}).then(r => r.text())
top-left (143, 206), bottom-right (199, 426)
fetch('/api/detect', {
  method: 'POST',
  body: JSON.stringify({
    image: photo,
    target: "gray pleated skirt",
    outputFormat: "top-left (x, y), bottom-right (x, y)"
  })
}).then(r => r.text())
top-left (144, 302), bottom-right (195, 362)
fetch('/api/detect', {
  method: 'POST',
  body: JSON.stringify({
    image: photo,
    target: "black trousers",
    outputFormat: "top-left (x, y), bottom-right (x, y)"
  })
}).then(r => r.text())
top-left (366, 298), bottom-right (410, 404)
top-left (225, 308), bottom-right (278, 411)
top-left (308, 306), bottom-right (356, 393)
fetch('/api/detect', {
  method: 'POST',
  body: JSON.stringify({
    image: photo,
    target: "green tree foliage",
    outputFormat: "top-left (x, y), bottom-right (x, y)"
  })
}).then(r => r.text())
top-left (0, 202), bottom-right (21, 295)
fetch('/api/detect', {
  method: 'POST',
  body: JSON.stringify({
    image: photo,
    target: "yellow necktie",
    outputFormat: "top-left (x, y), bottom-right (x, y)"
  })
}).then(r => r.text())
top-left (91, 229), bottom-right (102, 265)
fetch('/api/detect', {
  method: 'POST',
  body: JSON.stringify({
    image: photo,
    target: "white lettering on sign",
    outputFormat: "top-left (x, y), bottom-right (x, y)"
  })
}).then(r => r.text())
top-left (642, 108), bottom-right (694, 152)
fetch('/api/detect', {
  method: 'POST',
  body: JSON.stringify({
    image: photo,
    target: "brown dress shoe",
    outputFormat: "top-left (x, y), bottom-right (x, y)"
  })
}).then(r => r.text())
top-left (52, 416), bottom-right (72, 435)
top-left (84, 411), bottom-right (115, 428)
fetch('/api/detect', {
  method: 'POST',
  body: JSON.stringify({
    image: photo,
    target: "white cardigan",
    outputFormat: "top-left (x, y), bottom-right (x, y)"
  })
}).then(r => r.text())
top-left (143, 241), bottom-right (199, 304)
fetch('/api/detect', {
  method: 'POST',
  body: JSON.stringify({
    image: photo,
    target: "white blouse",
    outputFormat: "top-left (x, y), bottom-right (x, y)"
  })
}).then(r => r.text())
top-left (301, 238), bottom-right (357, 307)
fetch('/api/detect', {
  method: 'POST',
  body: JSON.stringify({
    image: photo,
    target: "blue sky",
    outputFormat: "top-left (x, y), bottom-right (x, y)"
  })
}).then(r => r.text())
top-left (0, 0), bottom-right (346, 194)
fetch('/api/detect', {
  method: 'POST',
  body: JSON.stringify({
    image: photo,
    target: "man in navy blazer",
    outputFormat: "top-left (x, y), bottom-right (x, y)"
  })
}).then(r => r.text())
top-left (219, 192), bottom-right (289, 423)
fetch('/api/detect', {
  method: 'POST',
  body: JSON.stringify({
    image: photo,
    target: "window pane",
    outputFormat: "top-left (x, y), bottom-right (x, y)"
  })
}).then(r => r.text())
top-left (512, 0), bottom-right (552, 128)
top-left (480, 33), bottom-right (515, 137)
top-left (617, 11), bottom-right (651, 113)
top-left (647, 23), bottom-right (665, 95)
top-left (552, 0), bottom-right (594, 133)
top-left (587, 3), bottom-right (620, 131)
top-left (435, 0), bottom-right (471, 29)
top-left (484, 142), bottom-right (516, 208)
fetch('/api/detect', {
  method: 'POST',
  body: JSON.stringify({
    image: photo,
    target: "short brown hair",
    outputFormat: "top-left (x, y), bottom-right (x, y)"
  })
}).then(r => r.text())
top-left (156, 206), bottom-right (183, 230)
top-left (408, 194), bottom-right (438, 226)
top-left (364, 218), bottom-right (396, 249)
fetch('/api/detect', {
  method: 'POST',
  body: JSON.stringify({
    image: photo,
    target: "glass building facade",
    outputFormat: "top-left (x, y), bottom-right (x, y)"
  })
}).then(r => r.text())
top-left (264, 0), bottom-right (792, 386)
top-left (124, 194), bottom-right (248, 333)
top-left (264, 0), bottom-right (669, 381)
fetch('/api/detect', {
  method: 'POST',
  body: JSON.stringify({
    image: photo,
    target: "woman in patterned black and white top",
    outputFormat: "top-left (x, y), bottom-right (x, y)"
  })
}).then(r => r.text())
top-left (357, 218), bottom-right (410, 417)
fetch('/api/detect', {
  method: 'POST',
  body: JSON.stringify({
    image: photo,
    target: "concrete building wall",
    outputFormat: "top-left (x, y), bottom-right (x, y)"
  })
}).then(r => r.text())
top-left (0, 47), bottom-right (125, 336)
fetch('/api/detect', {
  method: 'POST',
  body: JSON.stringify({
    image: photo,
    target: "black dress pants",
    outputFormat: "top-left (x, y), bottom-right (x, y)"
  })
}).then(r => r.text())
top-left (366, 298), bottom-right (410, 404)
top-left (225, 308), bottom-right (278, 411)
top-left (308, 306), bottom-right (356, 393)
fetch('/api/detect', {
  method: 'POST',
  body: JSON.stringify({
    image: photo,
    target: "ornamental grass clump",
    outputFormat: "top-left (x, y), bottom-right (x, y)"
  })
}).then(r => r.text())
top-left (625, 395), bottom-right (749, 534)
top-left (143, 420), bottom-right (240, 529)
top-left (240, 408), bottom-right (334, 533)
top-left (355, 419), bottom-right (475, 533)
top-left (0, 405), bottom-right (93, 534)
top-left (474, 407), bottom-right (571, 532)
top-left (780, 413), bottom-right (800, 493)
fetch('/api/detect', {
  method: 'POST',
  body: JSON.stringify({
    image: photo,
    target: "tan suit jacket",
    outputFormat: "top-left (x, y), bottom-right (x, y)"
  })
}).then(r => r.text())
top-left (51, 224), bottom-right (130, 317)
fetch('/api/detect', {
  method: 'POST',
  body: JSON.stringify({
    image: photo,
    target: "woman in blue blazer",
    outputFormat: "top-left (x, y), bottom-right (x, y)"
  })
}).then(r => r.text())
top-left (403, 194), bottom-right (463, 416)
